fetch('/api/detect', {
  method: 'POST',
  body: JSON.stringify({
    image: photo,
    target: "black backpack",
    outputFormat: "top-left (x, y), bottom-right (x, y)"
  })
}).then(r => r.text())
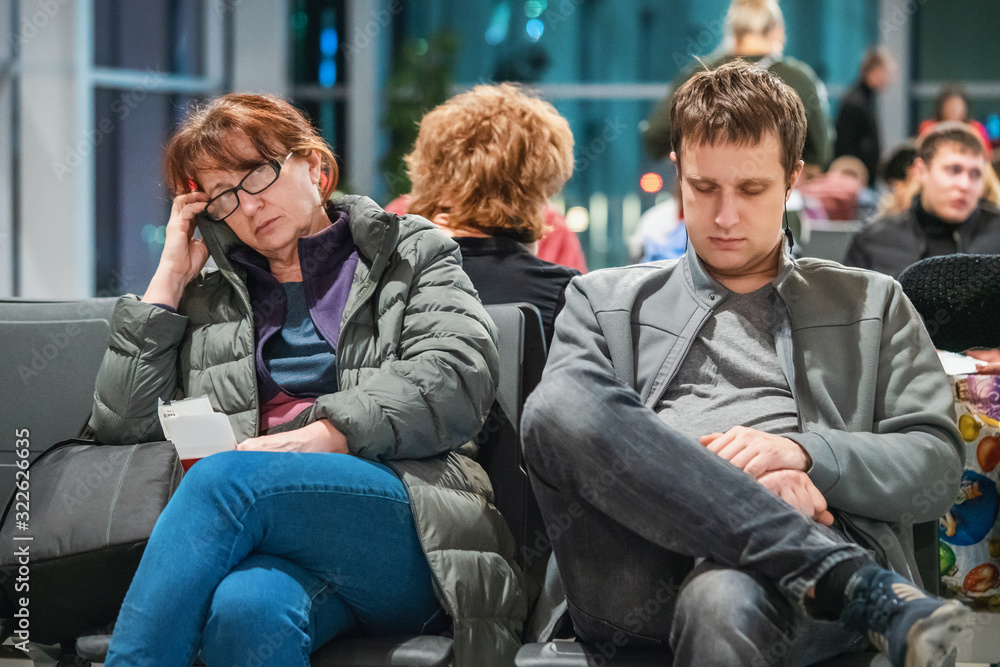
top-left (0, 439), bottom-right (182, 645)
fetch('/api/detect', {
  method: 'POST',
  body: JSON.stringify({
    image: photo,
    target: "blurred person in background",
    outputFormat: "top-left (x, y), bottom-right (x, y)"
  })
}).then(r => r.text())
top-left (919, 84), bottom-right (992, 152)
top-left (644, 0), bottom-right (833, 177)
top-left (798, 155), bottom-right (878, 222)
top-left (405, 83), bottom-right (580, 345)
top-left (844, 122), bottom-right (1000, 278)
top-left (876, 143), bottom-right (919, 217)
top-left (834, 47), bottom-right (897, 188)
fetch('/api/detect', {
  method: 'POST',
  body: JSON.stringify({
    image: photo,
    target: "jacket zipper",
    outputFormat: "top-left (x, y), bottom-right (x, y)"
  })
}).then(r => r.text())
top-left (773, 295), bottom-right (805, 433)
top-left (646, 303), bottom-right (715, 408)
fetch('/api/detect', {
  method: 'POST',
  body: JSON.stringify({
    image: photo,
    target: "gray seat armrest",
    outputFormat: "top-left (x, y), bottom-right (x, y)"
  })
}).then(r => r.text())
top-left (524, 552), bottom-right (568, 643)
top-left (76, 633), bottom-right (454, 667)
top-left (310, 635), bottom-right (453, 667)
top-left (515, 641), bottom-right (668, 666)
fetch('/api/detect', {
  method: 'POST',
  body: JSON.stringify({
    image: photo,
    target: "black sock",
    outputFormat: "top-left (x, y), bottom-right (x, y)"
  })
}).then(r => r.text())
top-left (812, 557), bottom-right (871, 618)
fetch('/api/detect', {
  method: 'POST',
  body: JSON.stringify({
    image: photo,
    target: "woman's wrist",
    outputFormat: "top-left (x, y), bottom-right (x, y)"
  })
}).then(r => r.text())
top-left (314, 419), bottom-right (349, 454)
top-left (142, 269), bottom-right (189, 309)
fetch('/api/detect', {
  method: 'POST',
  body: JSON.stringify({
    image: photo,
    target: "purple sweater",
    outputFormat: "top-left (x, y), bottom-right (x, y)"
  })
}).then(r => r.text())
top-left (226, 208), bottom-right (360, 428)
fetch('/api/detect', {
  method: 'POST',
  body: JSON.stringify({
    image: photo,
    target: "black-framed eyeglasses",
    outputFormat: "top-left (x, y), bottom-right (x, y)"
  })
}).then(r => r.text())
top-left (203, 152), bottom-right (293, 222)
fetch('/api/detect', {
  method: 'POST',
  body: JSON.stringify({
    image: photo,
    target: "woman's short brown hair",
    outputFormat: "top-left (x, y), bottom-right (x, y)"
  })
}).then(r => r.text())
top-left (670, 59), bottom-right (806, 181)
top-left (405, 83), bottom-right (574, 243)
top-left (164, 93), bottom-right (339, 202)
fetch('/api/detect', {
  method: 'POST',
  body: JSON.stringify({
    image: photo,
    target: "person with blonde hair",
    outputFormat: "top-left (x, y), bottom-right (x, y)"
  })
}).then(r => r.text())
top-left (644, 0), bottom-right (833, 175)
top-left (834, 47), bottom-right (897, 187)
top-left (406, 83), bottom-right (579, 343)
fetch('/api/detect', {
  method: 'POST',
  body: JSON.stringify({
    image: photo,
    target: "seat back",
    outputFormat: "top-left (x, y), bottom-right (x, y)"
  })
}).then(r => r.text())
top-left (480, 303), bottom-right (550, 580)
top-left (0, 298), bottom-right (118, 500)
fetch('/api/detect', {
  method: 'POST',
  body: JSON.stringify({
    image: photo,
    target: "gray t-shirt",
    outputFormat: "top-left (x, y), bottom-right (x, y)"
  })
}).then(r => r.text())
top-left (656, 285), bottom-right (799, 441)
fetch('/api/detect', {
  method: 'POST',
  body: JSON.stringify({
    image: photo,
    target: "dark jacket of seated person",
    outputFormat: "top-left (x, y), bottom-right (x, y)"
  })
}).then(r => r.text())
top-left (843, 121), bottom-right (1000, 278)
top-left (456, 235), bottom-right (578, 346)
top-left (404, 82), bottom-right (578, 346)
top-left (843, 195), bottom-right (1000, 279)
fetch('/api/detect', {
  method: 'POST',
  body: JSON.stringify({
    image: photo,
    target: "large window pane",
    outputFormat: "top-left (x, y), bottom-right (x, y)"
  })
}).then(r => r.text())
top-left (94, 90), bottom-right (202, 296)
top-left (291, 0), bottom-right (348, 188)
top-left (553, 98), bottom-right (658, 270)
top-left (94, 0), bottom-right (204, 75)
top-left (390, 1), bottom-right (880, 269)
top-left (291, 0), bottom-right (347, 87)
top-left (397, 0), bottom-right (878, 87)
top-left (297, 99), bottom-right (348, 185)
top-left (914, 0), bottom-right (1000, 82)
top-left (912, 0), bottom-right (1000, 136)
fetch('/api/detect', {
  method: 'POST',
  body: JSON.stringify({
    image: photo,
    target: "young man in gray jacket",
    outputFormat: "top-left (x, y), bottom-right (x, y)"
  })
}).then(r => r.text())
top-left (522, 60), bottom-right (970, 667)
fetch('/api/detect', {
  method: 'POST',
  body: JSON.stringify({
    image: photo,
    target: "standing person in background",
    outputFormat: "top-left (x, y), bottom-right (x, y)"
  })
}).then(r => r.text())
top-left (834, 47), bottom-right (897, 188)
top-left (644, 0), bottom-right (833, 177)
top-left (919, 84), bottom-right (992, 152)
top-left (405, 83), bottom-right (580, 345)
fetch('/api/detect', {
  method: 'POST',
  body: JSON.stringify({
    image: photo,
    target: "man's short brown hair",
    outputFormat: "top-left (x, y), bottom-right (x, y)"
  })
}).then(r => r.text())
top-left (670, 59), bottom-right (806, 181)
top-left (918, 121), bottom-right (986, 164)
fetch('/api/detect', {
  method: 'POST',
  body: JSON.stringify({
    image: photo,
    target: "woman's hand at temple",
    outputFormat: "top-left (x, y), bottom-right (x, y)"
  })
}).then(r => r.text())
top-left (143, 192), bottom-right (211, 309)
top-left (237, 419), bottom-right (349, 453)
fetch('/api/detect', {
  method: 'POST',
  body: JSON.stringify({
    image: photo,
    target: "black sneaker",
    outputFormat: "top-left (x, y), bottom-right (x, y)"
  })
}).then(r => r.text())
top-left (840, 564), bottom-right (971, 667)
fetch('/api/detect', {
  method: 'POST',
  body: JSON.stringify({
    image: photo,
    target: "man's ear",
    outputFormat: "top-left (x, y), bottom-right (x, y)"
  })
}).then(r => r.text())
top-left (912, 157), bottom-right (928, 184)
top-left (670, 151), bottom-right (681, 180)
top-left (785, 160), bottom-right (805, 200)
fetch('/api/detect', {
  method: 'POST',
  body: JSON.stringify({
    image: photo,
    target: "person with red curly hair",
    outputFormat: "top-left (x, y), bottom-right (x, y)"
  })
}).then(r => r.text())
top-left (405, 83), bottom-right (580, 345)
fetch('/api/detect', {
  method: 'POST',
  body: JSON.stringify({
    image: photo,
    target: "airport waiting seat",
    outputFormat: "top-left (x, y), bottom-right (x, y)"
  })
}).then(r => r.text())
top-left (0, 298), bottom-right (550, 666)
top-left (0, 297), bottom-right (119, 499)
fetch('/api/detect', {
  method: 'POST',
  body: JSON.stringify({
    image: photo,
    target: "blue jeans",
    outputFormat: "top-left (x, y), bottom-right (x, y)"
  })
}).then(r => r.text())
top-left (521, 366), bottom-right (872, 665)
top-left (105, 451), bottom-right (443, 667)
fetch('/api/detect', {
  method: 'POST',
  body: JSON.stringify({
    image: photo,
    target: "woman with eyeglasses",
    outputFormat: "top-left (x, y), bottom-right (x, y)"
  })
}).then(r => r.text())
top-left (91, 93), bottom-right (524, 666)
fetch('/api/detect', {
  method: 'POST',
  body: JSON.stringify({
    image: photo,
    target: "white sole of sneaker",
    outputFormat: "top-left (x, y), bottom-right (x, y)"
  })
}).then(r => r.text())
top-left (905, 600), bottom-right (971, 667)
